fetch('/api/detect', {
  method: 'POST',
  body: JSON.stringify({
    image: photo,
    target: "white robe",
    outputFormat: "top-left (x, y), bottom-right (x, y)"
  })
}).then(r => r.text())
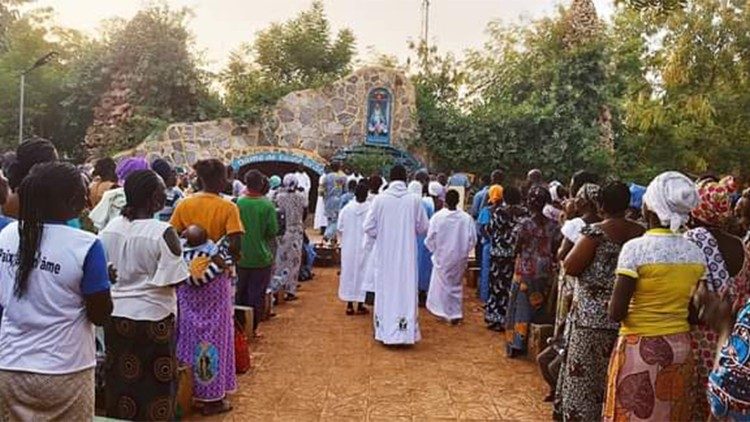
top-left (363, 181), bottom-right (429, 345)
top-left (337, 200), bottom-right (370, 302)
top-left (360, 194), bottom-right (377, 294)
top-left (425, 208), bottom-right (477, 321)
top-left (313, 175), bottom-right (328, 229)
top-left (295, 171), bottom-right (312, 196)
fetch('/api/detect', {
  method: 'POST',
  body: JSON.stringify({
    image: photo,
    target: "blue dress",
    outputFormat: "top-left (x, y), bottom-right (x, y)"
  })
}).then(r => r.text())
top-left (477, 206), bottom-right (492, 302)
top-left (417, 198), bottom-right (435, 292)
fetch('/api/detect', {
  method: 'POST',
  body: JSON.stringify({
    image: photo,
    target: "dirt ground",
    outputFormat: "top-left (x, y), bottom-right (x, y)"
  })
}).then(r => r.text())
top-left (207, 266), bottom-right (552, 421)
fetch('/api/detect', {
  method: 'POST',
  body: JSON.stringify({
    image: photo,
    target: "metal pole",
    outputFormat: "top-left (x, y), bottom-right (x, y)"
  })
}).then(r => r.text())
top-left (18, 73), bottom-right (24, 144)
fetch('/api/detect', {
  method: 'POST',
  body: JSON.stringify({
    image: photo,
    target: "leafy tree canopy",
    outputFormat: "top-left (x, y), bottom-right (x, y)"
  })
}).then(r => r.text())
top-left (222, 0), bottom-right (356, 123)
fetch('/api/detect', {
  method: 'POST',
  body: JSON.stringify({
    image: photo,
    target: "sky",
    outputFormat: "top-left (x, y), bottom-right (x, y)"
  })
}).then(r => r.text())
top-left (30, 0), bottom-right (614, 73)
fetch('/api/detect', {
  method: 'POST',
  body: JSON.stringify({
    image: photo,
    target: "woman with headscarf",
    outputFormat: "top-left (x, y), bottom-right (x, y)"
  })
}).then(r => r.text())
top-left (604, 171), bottom-right (705, 422)
top-left (428, 181), bottom-right (445, 212)
top-left (477, 185), bottom-right (504, 305)
top-left (505, 186), bottom-right (561, 357)
top-left (90, 157), bottom-right (149, 231)
top-left (560, 181), bottom-right (645, 421)
top-left (409, 180), bottom-right (435, 305)
top-left (272, 174), bottom-right (307, 301)
top-left (485, 186), bottom-right (527, 330)
top-left (684, 176), bottom-right (748, 419)
top-left (266, 175), bottom-right (282, 201)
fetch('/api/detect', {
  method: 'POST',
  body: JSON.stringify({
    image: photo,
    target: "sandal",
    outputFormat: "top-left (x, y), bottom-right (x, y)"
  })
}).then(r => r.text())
top-left (346, 307), bottom-right (355, 316)
top-left (356, 306), bottom-right (370, 315)
top-left (201, 400), bottom-right (233, 416)
top-left (285, 294), bottom-right (298, 302)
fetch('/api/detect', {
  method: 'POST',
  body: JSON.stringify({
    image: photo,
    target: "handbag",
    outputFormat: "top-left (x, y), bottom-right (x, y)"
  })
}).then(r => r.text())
top-left (365, 291), bottom-right (375, 306)
top-left (234, 318), bottom-right (251, 374)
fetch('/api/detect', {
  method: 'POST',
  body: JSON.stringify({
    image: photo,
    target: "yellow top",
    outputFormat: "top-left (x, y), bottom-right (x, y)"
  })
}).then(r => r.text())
top-left (170, 192), bottom-right (244, 242)
top-left (615, 228), bottom-right (706, 337)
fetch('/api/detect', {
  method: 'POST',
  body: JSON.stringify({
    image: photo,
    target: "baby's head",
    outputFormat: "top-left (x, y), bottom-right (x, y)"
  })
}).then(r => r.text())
top-left (184, 224), bottom-right (208, 248)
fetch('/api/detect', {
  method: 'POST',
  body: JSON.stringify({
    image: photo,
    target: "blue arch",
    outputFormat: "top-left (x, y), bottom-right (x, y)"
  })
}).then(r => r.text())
top-left (231, 151), bottom-right (326, 175)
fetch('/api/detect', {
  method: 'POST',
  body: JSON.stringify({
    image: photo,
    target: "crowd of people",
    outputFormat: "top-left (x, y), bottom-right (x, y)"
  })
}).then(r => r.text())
top-left (336, 164), bottom-right (750, 421)
top-left (0, 135), bottom-right (749, 421)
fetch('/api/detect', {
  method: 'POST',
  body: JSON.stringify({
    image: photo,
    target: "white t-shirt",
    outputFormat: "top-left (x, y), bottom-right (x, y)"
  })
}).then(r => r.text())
top-left (0, 222), bottom-right (110, 374)
top-left (99, 216), bottom-right (188, 321)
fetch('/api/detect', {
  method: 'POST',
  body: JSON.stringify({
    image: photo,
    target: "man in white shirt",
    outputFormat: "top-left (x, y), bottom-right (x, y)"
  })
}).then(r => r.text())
top-left (294, 165), bottom-right (311, 196)
top-left (363, 165), bottom-right (429, 345)
top-left (425, 189), bottom-right (477, 324)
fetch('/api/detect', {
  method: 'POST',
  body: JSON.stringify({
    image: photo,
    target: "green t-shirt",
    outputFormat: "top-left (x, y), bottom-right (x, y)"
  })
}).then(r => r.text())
top-left (236, 196), bottom-right (279, 268)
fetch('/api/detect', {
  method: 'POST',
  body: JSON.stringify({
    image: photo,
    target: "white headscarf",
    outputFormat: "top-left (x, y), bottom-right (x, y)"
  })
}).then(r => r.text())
top-left (428, 181), bottom-right (443, 197)
top-left (282, 173), bottom-right (298, 192)
top-left (643, 171), bottom-right (699, 233)
top-left (408, 180), bottom-right (423, 196)
top-left (549, 180), bottom-right (563, 203)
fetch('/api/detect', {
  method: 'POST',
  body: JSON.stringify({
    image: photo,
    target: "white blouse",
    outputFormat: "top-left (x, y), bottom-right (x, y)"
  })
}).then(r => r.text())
top-left (99, 216), bottom-right (189, 321)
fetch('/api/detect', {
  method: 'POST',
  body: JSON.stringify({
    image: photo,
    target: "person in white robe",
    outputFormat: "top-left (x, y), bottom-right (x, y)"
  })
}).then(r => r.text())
top-left (337, 182), bottom-right (371, 315)
top-left (363, 165), bottom-right (429, 345)
top-left (425, 189), bottom-right (477, 323)
top-left (294, 165), bottom-right (312, 196)
top-left (313, 173), bottom-right (328, 233)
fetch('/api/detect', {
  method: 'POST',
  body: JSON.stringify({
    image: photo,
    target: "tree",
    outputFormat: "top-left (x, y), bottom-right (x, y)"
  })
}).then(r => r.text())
top-left (0, 7), bottom-right (89, 153)
top-left (412, 4), bottom-right (617, 180)
top-left (222, 1), bottom-right (356, 123)
top-left (253, 1), bottom-right (355, 88)
top-left (617, 0), bottom-right (750, 180)
top-left (617, 0), bottom-right (686, 13)
top-left (83, 5), bottom-right (224, 157)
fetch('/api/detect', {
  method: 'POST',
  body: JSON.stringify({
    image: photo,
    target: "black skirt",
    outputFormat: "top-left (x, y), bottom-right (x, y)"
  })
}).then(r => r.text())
top-left (104, 314), bottom-right (177, 421)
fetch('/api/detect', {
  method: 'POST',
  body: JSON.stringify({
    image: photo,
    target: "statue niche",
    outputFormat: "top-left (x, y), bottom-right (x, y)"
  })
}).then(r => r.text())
top-left (366, 88), bottom-right (391, 145)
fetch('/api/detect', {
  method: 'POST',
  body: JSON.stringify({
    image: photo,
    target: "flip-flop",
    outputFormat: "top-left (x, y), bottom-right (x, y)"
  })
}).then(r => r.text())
top-left (201, 401), bottom-right (233, 416)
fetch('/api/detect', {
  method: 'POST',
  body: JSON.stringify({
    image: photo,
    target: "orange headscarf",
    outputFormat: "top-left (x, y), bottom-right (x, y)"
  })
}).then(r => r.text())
top-left (488, 185), bottom-right (504, 205)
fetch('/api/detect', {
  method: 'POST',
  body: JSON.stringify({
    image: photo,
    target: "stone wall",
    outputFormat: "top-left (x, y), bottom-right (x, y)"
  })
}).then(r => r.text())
top-left (116, 66), bottom-right (418, 167)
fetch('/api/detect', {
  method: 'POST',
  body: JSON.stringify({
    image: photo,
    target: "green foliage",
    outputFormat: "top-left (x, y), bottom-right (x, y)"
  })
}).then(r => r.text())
top-left (346, 149), bottom-right (394, 176)
top-left (616, 0), bottom-right (686, 14)
top-left (411, 7), bottom-right (614, 181)
top-left (0, 8), bottom-right (88, 154)
top-left (411, 0), bottom-right (750, 184)
top-left (222, 1), bottom-right (355, 123)
top-left (105, 6), bottom-right (221, 122)
top-left (254, 1), bottom-right (355, 87)
top-left (0, 3), bottom-right (223, 159)
top-left (615, 0), bottom-right (750, 181)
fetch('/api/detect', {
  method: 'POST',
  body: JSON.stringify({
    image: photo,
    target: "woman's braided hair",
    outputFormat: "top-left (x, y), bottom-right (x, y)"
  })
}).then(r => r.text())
top-left (14, 162), bottom-right (84, 298)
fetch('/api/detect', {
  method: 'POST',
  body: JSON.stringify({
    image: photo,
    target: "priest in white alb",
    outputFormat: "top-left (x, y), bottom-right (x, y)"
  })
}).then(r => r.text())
top-left (363, 165), bottom-right (429, 345)
top-left (425, 189), bottom-right (477, 324)
top-left (337, 181), bottom-right (371, 315)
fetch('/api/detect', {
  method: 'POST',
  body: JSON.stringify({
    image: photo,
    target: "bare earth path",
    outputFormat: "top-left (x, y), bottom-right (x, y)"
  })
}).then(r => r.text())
top-left (211, 267), bottom-right (551, 421)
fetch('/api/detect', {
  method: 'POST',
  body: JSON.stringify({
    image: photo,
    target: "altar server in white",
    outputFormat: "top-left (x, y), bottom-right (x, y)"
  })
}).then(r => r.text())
top-left (337, 181), bottom-right (371, 315)
top-left (425, 189), bottom-right (477, 324)
top-left (364, 165), bottom-right (429, 345)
